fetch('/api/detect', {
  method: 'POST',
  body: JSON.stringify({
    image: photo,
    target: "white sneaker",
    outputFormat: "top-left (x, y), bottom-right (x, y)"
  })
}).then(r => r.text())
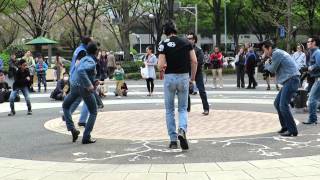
top-left (219, 86), bottom-right (223, 89)
top-left (117, 96), bottom-right (122, 99)
top-left (212, 85), bottom-right (216, 89)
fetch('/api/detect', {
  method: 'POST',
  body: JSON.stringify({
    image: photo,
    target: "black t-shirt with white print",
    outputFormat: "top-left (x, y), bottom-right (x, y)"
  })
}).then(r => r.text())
top-left (158, 36), bottom-right (193, 74)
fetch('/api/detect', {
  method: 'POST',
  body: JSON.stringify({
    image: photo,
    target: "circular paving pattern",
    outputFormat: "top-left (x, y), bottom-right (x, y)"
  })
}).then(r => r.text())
top-left (45, 105), bottom-right (284, 140)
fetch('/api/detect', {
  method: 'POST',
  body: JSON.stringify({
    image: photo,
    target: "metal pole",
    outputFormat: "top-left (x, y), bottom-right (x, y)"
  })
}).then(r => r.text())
top-left (139, 37), bottom-right (141, 54)
top-left (224, 0), bottom-right (227, 55)
top-left (195, 4), bottom-right (198, 36)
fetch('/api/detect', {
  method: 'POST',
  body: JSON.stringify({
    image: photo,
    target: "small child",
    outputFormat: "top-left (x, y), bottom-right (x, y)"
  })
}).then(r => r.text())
top-left (114, 62), bottom-right (125, 98)
top-left (35, 56), bottom-right (48, 92)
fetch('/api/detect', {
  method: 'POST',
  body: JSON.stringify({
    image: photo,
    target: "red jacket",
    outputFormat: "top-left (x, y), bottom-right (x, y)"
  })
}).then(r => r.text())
top-left (210, 52), bottom-right (223, 66)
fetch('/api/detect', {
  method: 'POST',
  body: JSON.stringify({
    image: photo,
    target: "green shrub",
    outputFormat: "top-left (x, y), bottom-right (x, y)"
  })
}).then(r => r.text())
top-left (5, 44), bottom-right (27, 56)
top-left (64, 62), bottom-right (71, 73)
top-left (0, 52), bottom-right (10, 73)
top-left (120, 61), bottom-right (144, 73)
top-left (125, 72), bottom-right (141, 80)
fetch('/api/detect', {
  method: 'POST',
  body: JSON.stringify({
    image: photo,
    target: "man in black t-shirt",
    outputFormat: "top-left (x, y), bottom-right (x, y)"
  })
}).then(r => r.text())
top-left (186, 32), bottom-right (209, 115)
top-left (158, 21), bottom-right (198, 150)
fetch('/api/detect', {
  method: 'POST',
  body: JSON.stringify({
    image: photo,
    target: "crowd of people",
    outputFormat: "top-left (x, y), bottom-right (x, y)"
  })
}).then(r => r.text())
top-left (2, 20), bottom-right (320, 149)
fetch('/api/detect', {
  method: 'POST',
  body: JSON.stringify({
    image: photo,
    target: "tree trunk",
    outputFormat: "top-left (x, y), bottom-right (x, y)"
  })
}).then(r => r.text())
top-left (168, 0), bottom-right (174, 21)
top-left (286, 0), bottom-right (292, 52)
top-left (213, 0), bottom-right (221, 47)
top-left (121, 0), bottom-right (130, 61)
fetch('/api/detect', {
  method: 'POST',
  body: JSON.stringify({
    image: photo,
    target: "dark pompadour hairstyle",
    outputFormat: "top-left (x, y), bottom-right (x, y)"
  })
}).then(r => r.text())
top-left (18, 59), bottom-right (26, 65)
top-left (163, 21), bottom-right (177, 36)
top-left (187, 32), bottom-right (198, 43)
top-left (310, 36), bottom-right (320, 46)
top-left (81, 36), bottom-right (92, 45)
top-left (261, 40), bottom-right (276, 49)
top-left (86, 42), bottom-right (98, 55)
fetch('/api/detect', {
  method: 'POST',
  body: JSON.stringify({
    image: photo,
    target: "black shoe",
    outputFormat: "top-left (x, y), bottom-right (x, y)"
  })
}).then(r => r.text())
top-left (202, 110), bottom-right (209, 116)
top-left (71, 129), bottom-right (80, 142)
top-left (169, 141), bottom-right (178, 149)
top-left (82, 138), bottom-right (96, 144)
top-left (8, 111), bottom-right (16, 116)
top-left (280, 131), bottom-right (298, 137)
top-left (277, 128), bottom-right (287, 134)
top-left (178, 128), bottom-right (189, 150)
top-left (62, 115), bottom-right (65, 121)
top-left (192, 92), bottom-right (197, 95)
top-left (302, 121), bottom-right (317, 125)
top-left (27, 110), bottom-right (32, 115)
top-left (246, 86), bottom-right (252, 89)
top-left (266, 86), bottom-right (271, 90)
top-left (78, 122), bottom-right (86, 127)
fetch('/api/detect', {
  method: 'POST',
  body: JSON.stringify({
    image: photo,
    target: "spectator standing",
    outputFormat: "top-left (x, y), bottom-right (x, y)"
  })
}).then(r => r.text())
top-left (245, 47), bottom-right (258, 89)
top-left (35, 56), bottom-right (48, 92)
top-left (107, 51), bottom-right (116, 79)
top-left (210, 47), bottom-right (223, 88)
top-left (144, 45), bottom-right (158, 96)
top-left (235, 47), bottom-right (246, 88)
top-left (55, 53), bottom-right (64, 81)
top-left (292, 44), bottom-right (306, 71)
top-left (9, 54), bottom-right (18, 79)
top-left (23, 51), bottom-right (36, 92)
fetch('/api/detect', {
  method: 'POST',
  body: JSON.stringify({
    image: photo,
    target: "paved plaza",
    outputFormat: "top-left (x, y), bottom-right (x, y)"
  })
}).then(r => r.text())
top-left (1, 75), bottom-right (320, 179)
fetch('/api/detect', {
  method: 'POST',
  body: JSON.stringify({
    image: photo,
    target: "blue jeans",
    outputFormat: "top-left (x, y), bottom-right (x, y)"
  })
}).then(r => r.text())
top-left (63, 85), bottom-right (97, 141)
top-left (274, 76), bottom-right (299, 133)
top-left (37, 74), bottom-right (47, 91)
top-left (308, 80), bottom-right (320, 122)
top-left (9, 87), bottom-right (31, 112)
top-left (195, 67), bottom-right (209, 111)
top-left (164, 73), bottom-right (189, 141)
top-left (67, 97), bottom-right (89, 124)
top-left (69, 91), bottom-right (102, 124)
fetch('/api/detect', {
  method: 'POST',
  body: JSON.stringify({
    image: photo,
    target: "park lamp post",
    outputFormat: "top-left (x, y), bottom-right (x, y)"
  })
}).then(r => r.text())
top-left (132, 33), bottom-right (141, 54)
top-left (149, 13), bottom-right (155, 50)
top-left (179, 4), bottom-right (198, 36)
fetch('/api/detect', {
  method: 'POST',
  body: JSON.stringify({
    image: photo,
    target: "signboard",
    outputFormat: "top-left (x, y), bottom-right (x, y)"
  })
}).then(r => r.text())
top-left (279, 25), bottom-right (286, 39)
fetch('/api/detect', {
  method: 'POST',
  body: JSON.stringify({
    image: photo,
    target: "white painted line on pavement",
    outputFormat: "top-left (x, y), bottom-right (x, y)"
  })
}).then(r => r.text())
top-left (25, 90), bottom-right (278, 98)
top-left (0, 98), bottom-right (274, 113)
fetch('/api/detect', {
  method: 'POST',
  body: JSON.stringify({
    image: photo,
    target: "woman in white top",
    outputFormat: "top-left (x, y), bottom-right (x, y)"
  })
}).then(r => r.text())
top-left (144, 46), bottom-right (158, 96)
top-left (292, 44), bottom-right (306, 70)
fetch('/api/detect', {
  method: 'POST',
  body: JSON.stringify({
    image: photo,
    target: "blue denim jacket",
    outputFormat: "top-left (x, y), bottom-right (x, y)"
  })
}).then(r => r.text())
top-left (70, 44), bottom-right (87, 77)
top-left (70, 55), bottom-right (96, 88)
top-left (309, 48), bottom-right (320, 77)
top-left (265, 48), bottom-right (300, 85)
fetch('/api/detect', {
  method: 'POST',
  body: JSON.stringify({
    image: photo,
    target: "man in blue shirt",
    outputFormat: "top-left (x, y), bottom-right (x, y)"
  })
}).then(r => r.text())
top-left (63, 42), bottom-right (99, 144)
top-left (263, 40), bottom-right (300, 137)
top-left (304, 36), bottom-right (320, 125)
top-left (63, 36), bottom-right (91, 127)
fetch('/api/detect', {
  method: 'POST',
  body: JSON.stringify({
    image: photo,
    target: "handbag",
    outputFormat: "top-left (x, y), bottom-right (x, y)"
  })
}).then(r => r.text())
top-left (140, 67), bottom-right (149, 79)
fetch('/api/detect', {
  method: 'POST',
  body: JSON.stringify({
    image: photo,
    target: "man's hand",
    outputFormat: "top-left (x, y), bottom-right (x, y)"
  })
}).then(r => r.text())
top-left (308, 66), bottom-right (312, 71)
top-left (86, 85), bottom-right (94, 92)
top-left (26, 77), bottom-right (30, 81)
